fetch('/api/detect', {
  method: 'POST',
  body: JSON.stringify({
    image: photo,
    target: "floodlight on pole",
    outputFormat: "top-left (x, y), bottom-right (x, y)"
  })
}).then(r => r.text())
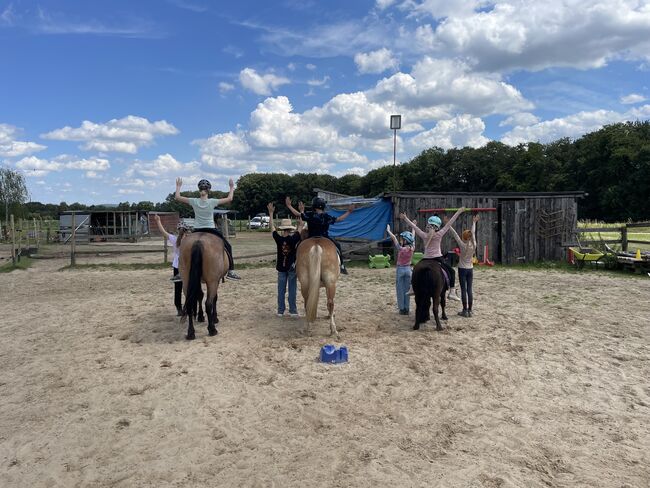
top-left (390, 115), bottom-right (401, 191)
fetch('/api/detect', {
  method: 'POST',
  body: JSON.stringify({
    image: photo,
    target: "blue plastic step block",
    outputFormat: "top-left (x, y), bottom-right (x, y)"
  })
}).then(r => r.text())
top-left (320, 344), bottom-right (349, 364)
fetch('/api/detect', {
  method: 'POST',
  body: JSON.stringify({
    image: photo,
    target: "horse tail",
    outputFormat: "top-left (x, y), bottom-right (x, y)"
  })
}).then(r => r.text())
top-left (184, 240), bottom-right (203, 318)
top-left (305, 244), bottom-right (322, 322)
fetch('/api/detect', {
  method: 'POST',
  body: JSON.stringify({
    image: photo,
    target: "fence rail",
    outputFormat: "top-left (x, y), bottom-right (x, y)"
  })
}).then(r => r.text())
top-left (574, 221), bottom-right (650, 251)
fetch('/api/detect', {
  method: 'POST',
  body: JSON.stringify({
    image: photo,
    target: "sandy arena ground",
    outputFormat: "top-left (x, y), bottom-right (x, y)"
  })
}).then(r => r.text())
top-left (1, 247), bottom-right (649, 487)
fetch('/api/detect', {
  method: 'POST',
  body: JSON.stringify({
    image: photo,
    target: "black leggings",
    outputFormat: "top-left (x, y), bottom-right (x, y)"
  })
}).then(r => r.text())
top-left (432, 256), bottom-right (455, 288)
top-left (173, 266), bottom-right (182, 309)
top-left (192, 228), bottom-right (234, 271)
top-left (458, 267), bottom-right (473, 310)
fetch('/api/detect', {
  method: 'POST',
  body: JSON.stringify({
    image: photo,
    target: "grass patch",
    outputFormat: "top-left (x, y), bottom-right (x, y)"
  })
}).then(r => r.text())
top-left (488, 260), bottom-right (648, 279)
top-left (0, 256), bottom-right (34, 272)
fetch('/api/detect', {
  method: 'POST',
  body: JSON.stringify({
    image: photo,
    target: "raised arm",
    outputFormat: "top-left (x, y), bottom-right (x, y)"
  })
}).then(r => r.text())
top-left (174, 177), bottom-right (190, 205)
top-left (471, 214), bottom-right (478, 249)
top-left (400, 212), bottom-right (427, 240)
top-left (217, 178), bottom-right (235, 206)
top-left (439, 207), bottom-right (466, 235)
top-left (267, 202), bottom-right (276, 233)
top-left (285, 196), bottom-right (301, 218)
top-left (154, 214), bottom-right (171, 240)
top-left (335, 204), bottom-right (355, 222)
top-left (448, 225), bottom-right (464, 248)
top-left (386, 224), bottom-right (399, 248)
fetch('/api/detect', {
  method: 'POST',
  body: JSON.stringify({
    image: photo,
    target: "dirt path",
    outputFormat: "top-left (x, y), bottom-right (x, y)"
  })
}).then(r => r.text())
top-left (1, 259), bottom-right (649, 487)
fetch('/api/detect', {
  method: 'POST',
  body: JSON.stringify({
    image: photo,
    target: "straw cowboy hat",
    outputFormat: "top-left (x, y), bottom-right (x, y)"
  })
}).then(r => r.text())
top-left (277, 219), bottom-right (296, 231)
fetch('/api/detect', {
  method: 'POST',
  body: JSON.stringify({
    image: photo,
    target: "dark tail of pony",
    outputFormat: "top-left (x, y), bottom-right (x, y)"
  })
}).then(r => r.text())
top-left (183, 240), bottom-right (203, 318)
top-left (412, 262), bottom-right (435, 326)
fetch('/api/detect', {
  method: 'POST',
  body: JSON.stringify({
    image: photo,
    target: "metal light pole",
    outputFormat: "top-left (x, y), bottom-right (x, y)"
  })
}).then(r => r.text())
top-left (390, 115), bottom-right (401, 191)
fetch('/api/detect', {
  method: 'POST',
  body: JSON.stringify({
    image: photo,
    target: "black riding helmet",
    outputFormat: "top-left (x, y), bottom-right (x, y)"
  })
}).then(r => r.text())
top-left (312, 197), bottom-right (326, 210)
top-left (197, 179), bottom-right (211, 191)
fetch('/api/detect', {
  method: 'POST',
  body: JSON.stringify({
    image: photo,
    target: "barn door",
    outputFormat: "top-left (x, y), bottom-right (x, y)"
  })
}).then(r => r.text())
top-left (498, 199), bottom-right (525, 265)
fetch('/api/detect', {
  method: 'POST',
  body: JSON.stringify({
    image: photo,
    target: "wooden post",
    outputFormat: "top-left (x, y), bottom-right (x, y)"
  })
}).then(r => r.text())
top-left (71, 212), bottom-right (77, 267)
top-left (163, 234), bottom-right (168, 263)
top-left (10, 214), bottom-right (16, 264)
top-left (621, 225), bottom-right (628, 252)
top-left (34, 218), bottom-right (38, 249)
top-left (46, 219), bottom-right (51, 243)
top-left (223, 214), bottom-right (230, 239)
top-left (17, 218), bottom-right (22, 261)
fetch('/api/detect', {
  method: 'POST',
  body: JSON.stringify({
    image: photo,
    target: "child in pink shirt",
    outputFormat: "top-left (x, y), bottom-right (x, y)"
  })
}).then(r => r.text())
top-left (387, 223), bottom-right (415, 315)
top-left (400, 207), bottom-right (465, 301)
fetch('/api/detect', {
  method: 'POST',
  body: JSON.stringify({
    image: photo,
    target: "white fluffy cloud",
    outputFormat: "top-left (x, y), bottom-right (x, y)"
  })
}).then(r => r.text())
top-left (41, 116), bottom-right (179, 154)
top-left (219, 82), bottom-right (235, 93)
top-left (239, 68), bottom-right (290, 96)
top-left (501, 104), bottom-right (650, 145)
top-left (13, 155), bottom-right (112, 177)
top-left (419, 0), bottom-right (650, 72)
top-left (408, 115), bottom-right (489, 150)
top-left (128, 153), bottom-right (200, 178)
top-left (354, 48), bottom-right (399, 74)
top-left (368, 57), bottom-right (533, 117)
top-left (499, 112), bottom-right (540, 127)
top-left (15, 156), bottom-right (62, 175)
top-left (620, 93), bottom-right (647, 104)
top-left (0, 124), bottom-right (46, 157)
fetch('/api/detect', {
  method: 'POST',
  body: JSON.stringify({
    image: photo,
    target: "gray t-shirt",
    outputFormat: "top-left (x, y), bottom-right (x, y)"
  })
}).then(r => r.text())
top-left (189, 198), bottom-right (218, 228)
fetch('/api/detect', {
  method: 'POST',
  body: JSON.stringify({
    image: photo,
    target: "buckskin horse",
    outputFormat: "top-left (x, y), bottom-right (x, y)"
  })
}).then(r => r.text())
top-left (295, 237), bottom-right (340, 337)
top-left (178, 232), bottom-right (228, 340)
top-left (411, 259), bottom-right (448, 331)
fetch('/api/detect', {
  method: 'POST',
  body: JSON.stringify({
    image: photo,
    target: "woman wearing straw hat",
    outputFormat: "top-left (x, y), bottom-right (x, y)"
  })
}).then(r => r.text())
top-left (268, 202), bottom-right (303, 318)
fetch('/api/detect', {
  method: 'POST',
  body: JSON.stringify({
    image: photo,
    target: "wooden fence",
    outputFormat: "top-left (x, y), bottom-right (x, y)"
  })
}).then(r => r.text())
top-left (574, 222), bottom-right (650, 251)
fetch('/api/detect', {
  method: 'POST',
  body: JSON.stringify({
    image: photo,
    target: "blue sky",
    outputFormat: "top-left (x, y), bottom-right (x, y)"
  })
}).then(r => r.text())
top-left (1, 0), bottom-right (649, 204)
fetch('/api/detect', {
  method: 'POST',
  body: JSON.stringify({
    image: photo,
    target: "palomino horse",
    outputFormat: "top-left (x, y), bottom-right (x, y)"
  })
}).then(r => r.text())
top-left (295, 237), bottom-right (340, 337)
top-left (411, 259), bottom-right (448, 331)
top-left (178, 232), bottom-right (228, 340)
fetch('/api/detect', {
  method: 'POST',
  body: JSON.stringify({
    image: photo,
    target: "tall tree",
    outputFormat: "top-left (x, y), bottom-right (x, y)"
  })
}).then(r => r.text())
top-left (0, 167), bottom-right (29, 224)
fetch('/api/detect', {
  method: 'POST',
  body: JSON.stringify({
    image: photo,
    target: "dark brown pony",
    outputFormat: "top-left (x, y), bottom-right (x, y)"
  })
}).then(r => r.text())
top-left (295, 237), bottom-right (340, 337)
top-left (411, 259), bottom-right (448, 331)
top-left (178, 232), bottom-right (228, 340)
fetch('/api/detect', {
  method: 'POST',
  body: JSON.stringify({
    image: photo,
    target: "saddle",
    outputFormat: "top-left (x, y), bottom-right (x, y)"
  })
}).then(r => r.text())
top-left (440, 266), bottom-right (450, 289)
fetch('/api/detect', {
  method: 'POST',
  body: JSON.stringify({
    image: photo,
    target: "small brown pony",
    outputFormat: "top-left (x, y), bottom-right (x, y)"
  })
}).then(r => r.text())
top-left (411, 259), bottom-right (448, 331)
top-left (295, 237), bottom-right (340, 337)
top-left (178, 232), bottom-right (228, 340)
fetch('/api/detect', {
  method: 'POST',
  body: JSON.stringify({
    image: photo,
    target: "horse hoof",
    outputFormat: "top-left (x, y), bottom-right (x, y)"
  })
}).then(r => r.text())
top-left (436, 326), bottom-right (443, 332)
top-left (208, 328), bottom-right (218, 336)
top-left (186, 334), bottom-right (195, 340)
top-left (197, 316), bottom-right (205, 323)
top-left (413, 324), bottom-right (420, 330)
top-left (442, 315), bottom-right (448, 321)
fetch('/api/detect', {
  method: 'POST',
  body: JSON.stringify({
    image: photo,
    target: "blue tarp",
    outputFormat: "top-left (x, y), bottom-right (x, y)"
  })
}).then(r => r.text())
top-left (326, 198), bottom-right (392, 241)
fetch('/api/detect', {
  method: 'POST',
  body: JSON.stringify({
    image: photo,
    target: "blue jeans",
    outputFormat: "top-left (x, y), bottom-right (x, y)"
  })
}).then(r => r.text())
top-left (458, 267), bottom-right (474, 310)
top-left (396, 265), bottom-right (412, 312)
top-left (277, 271), bottom-right (298, 314)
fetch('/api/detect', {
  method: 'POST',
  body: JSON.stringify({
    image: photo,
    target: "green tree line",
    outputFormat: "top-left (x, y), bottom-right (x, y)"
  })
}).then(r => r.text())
top-left (5, 121), bottom-right (650, 222)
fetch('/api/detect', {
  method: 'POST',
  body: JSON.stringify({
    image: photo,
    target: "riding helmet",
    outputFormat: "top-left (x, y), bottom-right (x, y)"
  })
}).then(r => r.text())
top-left (399, 231), bottom-right (414, 245)
top-left (197, 179), bottom-right (212, 191)
top-left (311, 197), bottom-right (327, 210)
top-left (177, 221), bottom-right (190, 232)
top-left (427, 215), bottom-right (442, 229)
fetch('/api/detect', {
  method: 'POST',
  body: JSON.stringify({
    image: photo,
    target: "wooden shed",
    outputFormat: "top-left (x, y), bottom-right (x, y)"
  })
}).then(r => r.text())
top-left (386, 191), bottom-right (585, 264)
top-left (60, 210), bottom-right (179, 242)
